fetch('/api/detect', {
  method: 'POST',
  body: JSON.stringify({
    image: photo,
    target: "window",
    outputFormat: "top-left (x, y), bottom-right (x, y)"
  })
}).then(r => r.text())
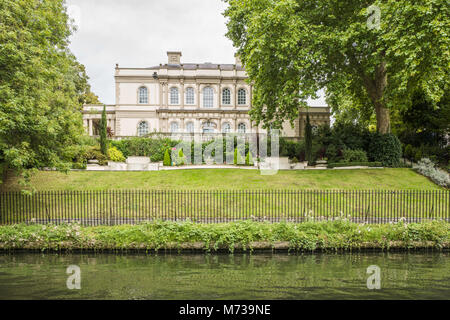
top-left (138, 87), bottom-right (148, 104)
top-left (186, 121), bottom-right (194, 133)
top-left (185, 87), bottom-right (195, 105)
top-left (170, 122), bottom-right (179, 133)
top-left (238, 88), bottom-right (247, 105)
top-left (203, 87), bottom-right (214, 108)
top-left (170, 87), bottom-right (179, 105)
top-left (222, 88), bottom-right (231, 105)
top-left (222, 122), bottom-right (231, 133)
top-left (202, 121), bottom-right (216, 133)
top-left (238, 123), bottom-right (247, 133)
top-left (137, 121), bottom-right (149, 136)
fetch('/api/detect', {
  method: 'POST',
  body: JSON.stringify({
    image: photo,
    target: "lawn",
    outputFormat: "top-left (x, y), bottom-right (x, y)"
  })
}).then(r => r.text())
top-left (0, 168), bottom-right (443, 191)
top-left (0, 169), bottom-right (448, 224)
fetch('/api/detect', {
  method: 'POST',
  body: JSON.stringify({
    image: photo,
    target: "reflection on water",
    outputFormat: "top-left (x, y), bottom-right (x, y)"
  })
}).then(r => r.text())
top-left (0, 252), bottom-right (449, 299)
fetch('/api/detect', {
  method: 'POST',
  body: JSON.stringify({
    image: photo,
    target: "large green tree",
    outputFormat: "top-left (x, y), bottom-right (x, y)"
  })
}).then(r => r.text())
top-left (223, 0), bottom-right (449, 133)
top-left (0, 0), bottom-right (98, 183)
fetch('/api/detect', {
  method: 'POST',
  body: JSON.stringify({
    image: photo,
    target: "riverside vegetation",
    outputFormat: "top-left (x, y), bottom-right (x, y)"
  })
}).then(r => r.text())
top-left (0, 220), bottom-right (448, 253)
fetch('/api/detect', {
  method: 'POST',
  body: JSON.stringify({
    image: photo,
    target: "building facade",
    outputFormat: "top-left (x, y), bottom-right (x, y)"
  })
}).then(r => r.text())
top-left (82, 51), bottom-right (330, 139)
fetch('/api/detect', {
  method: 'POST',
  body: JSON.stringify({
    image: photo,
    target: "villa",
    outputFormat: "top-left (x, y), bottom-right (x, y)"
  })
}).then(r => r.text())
top-left (82, 51), bottom-right (331, 140)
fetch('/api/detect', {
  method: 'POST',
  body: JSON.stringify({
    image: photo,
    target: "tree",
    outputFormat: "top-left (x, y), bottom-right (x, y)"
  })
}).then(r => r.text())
top-left (163, 149), bottom-right (171, 166)
top-left (99, 106), bottom-right (108, 155)
top-left (304, 114), bottom-right (313, 164)
top-left (224, 0), bottom-right (449, 133)
top-left (0, 0), bottom-right (99, 184)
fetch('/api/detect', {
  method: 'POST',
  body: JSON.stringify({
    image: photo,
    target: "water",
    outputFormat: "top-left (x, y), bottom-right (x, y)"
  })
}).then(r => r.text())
top-left (0, 252), bottom-right (448, 299)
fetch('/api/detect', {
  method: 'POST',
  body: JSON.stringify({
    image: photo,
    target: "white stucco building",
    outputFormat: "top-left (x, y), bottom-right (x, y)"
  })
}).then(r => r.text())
top-left (82, 51), bottom-right (330, 140)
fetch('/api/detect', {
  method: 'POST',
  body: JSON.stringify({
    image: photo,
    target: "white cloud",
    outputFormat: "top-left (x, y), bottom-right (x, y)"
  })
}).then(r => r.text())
top-left (67, 0), bottom-right (327, 107)
top-left (67, 0), bottom-right (235, 104)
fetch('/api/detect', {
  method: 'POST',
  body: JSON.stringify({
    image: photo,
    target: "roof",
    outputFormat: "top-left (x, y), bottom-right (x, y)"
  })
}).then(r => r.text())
top-left (120, 63), bottom-right (245, 71)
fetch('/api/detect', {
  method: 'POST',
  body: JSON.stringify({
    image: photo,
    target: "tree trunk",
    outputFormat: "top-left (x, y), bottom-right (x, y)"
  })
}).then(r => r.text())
top-left (366, 60), bottom-right (391, 134)
top-left (375, 102), bottom-right (391, 134)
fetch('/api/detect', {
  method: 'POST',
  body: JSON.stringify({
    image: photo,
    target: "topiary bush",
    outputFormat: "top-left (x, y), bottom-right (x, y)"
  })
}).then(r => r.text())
top-left (245, 151), bottom-right (254, 166)
top-left (108, 147), bottom-right (125, 162)
top-left (176, 149), bottom-right (186, 166)
top-left (367, 133), bottom-right (402, 167)
top-left (234, 148), bottom-right (245, 165)
top-left (163, 149), bottom-right (171, 166)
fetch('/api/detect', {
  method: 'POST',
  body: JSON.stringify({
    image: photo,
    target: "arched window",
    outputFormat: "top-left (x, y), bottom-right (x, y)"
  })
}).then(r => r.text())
top-left (170, 87), bottom-right (179, 105)
top-left (185, 121), bottom-right (194, 133)
top-left (137, 121), bottom-right (149, 136)
top-left (222, 88), bottom-right (231, 105)
top-left (138, 87), bottom-right (148, 104)
top-left (238, 123), bottom-right (247, 133)
top-left (237, 88), bottom-right (247, 105)
top-left (203, 87), bottom-right (214, 108)
top-left (170, 122), bottom-right (179, 133)
top-left (202, 121), bottom-right (216, 133)
top-left (185, 87), bottom-right (195, 105)
top-left (222, 122), bottom-right (231, 133)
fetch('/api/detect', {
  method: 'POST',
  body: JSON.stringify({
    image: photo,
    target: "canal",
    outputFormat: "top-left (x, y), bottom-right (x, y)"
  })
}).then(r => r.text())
top-left (0, 252), bottom-right (448, 299)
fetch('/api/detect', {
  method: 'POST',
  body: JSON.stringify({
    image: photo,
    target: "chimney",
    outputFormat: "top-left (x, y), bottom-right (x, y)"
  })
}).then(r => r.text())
top-left (235, 53), bottom-right (242, 66)
top-left (167, 51), bottom-right (182, 65)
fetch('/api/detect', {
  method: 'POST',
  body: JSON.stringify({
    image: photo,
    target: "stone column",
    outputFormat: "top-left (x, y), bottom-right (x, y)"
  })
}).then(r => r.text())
top-left (196, 84), bottom-right (200, 109)
top-left (181, 80), bottom-right (185, 109)
top-left (88, 119), bottom-right (93, 136)
top-left (234, 82), bottom-right (237, 110)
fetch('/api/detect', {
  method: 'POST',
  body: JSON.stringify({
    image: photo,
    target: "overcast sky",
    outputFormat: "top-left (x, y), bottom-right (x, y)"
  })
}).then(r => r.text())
top-left (66, 0), bottom-right (326, 106)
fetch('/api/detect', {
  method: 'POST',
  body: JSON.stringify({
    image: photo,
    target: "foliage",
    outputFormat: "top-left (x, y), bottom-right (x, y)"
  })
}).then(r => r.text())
top-left (367, 133), bottom-right (402, 167)
top-left (108, 147), bottom-right (125, 163)
top-left (85, 146), bottom-right (108, 166)
top-left (0, 220), bottom-right (448, 252)
top-left (0, 0), bottom-right (99, 183)
top-left (176, 149), bottom-right (186, 166)
top-left (245, 151), bottom-right (254, 166)
top-left (163, 149), bottom-right (171, 166)
top-left (99, 106), bottom-right (108, 155)
top-left (224, 0), bottom-right (449, 134)
top-left (341, 149), bottom-right (368, 163)
top-left (414, 158), bottom-right (450, 188)
top-left (110, 135), bottom-right (179, 162)
top-left (234, 148), bottom-right (245, 165)
top-left (327, 162), bottom-right (383, 168)
top-left (393, 90), bottom-right (450, 166)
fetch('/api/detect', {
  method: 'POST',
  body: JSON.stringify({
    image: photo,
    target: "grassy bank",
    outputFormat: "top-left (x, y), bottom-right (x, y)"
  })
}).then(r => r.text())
top-left (0, 220), bottom-right (448, 252)
top-left (1, 168), bottom-right (443, 191)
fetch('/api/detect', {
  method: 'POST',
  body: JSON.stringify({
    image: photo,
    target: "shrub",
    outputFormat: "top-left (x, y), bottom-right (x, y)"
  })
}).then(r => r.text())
top-left (325, 144), bottom-right (340, 162)
top-left (176, 149), bottom-right (186, 166)
top-left (234, 148), bottom-right (244, 165)
top-left (245, 151), bottom-right (254, 166)
top-left (367, 133), bottom-right (402, 167)
top-left (414, 158), bottom-right (450, 188)
top-left (163, 149), bottom-right (171, 166)
top-left (327, 162), bottom-right (383, 168)
top-left (342, 149), bottom-right (368, 162)
top-left (404, 144), bottom-right (415, 160)
top-left (110, 135), bottom-right (179, 162)
top-left (108, 147), bottom-right (125, 162)
top-left (85, 146), bottom-right (108, 166)
top-left (99, 106), bottom-right (108, 155)
top-left (305, 114), bottom-right (313, 164)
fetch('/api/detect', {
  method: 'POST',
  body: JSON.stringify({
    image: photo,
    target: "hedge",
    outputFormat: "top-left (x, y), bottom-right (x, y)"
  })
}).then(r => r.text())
top-left (327, 162), bottom-right (383, 168)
